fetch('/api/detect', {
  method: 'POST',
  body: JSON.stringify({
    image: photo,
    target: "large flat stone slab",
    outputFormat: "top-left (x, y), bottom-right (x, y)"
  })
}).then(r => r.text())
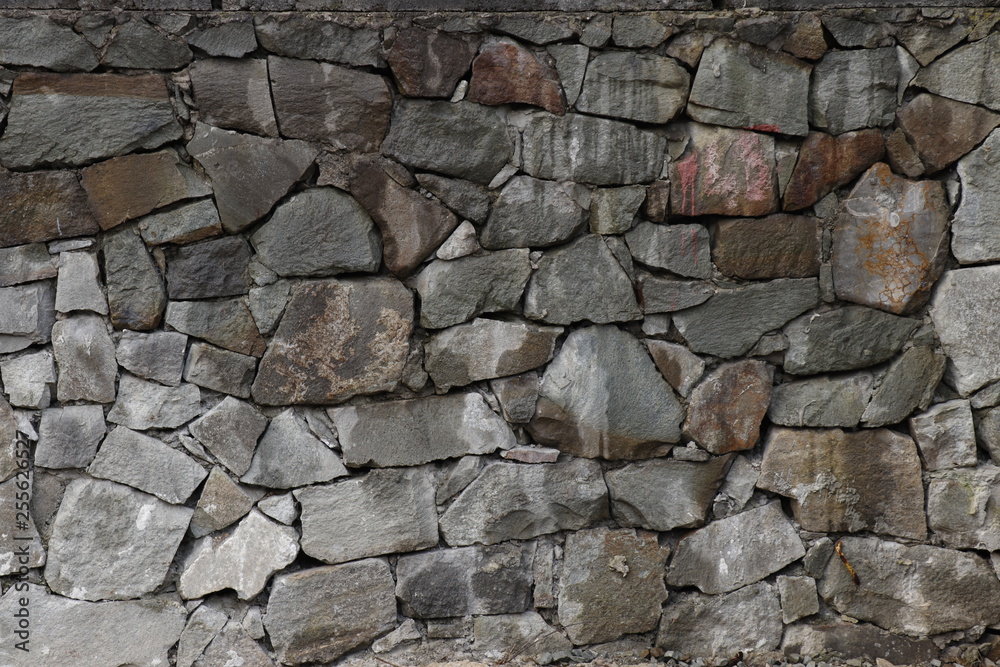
top-left (0, 170), bottom-right (98, 248)
top-left (930, 266), bottom-right (1000, 395)
top-left (88, 427), bottom-right (207, 504)
top-left (953, 128), bottom-right (1000, 264)
top-left (577, 51), bottom-right (689, 124)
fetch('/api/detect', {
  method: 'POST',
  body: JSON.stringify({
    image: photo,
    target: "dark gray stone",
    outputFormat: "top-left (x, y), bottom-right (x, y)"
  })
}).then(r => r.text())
top-left (116, 330), bottom-right (187, 386)
top-left (637, 274), bottom-right (714, 313)
top-left (107, 374), bottom-right (201, 431)
top-left (0, 170), bottom-right (99, 248)
top-left (241, 409), bottom-right (347, 489)
top-left (415, 173), bottom-right (492, 223)
top-left (102, 225), bottom-right (166, 331)
top-left (0, 16), bottom-right (98, 71)
top-left (103, 19), bottom-right (192, 69)
top-left (51, 314), bottom-right (117, 404)
top-left (255, 15), bottom-right (381, 67)
top-left (165, 298), bottom-right (265, 358)
top-left (0, 282), bottom-right (55, 353)
top-left (913, 33), bottom-right (1000, 112)
top-left (55, 251), bottom-right (106, 315)
top-left (188, 396), bottom-right (268, 477)
top-left (0, 244), bottom-right (57, 287)
top-left (861, 345), bottom-right (946, 427)
top-left (810, 48), bottom-right (898, 135)
top-left (953, 128), bottom-right (1000, 264)
top-left (481, 176), bottom-right (589, 250)
top-left (576, 52), bottom-right (689, 124)
top-left (189, 467), bottom-right (255, 538)
top-left (0, 349), bottom-right (54, 409)
top-left (768, 373), bottom-right (874, 428)
top-left (36, 405), bottom-right (106, 469)
top-left (183, 342), bottom-right (257, 398)
top-left (166, 236), bottom-right (251, 299)
top-left (626, 221), bottom-right (711, 279)
top-left (189, 58), bottom-right (277, 137)
top-left (188, 21), bottom-right (258, 57)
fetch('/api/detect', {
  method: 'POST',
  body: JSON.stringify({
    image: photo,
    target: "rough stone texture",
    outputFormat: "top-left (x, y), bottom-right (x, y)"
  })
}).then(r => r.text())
top-left (768, 373), bottom-right (874, 428)
top-left (548, 43), bottom-right (588, 108)
top-left (673, 278), bottom-right (819, 358)
top-left (909, 399), bottom-right (977, 471)
top-left (473, 612), bottom-right (572, 660)
top-left (468, 40), bottom-right (565, 114)
top-left (0, 396), bottom-right (17, 483)
top-left (295, 467), bottom-right (437, 563)
top-left (102, 18), bottom-right (192, 69)
top-left (684, 360), bottom-right (772, 455)
top-left (670, 122), bottom-right (777, 217)
top-left (759, 427), bottom-right (926, 540)
top-left (44, 478), bottom-right (192, 601)
top-left (51, 314), bottom-right (117, 404)
top-left (0, 244), bottom-right (57, 287)
top-left (524, 235), bottom-right (641, 325)
top-left (0, 170), bottom-right (99, 248)
top-left (782, 622), bottom-right (937, 666)
top-left (529, 325), bottom-right (683, 459)
top-left (688, 37), bottom-right (810, 135)
top-left (165, 298), bottom-right (263, 358)
top-left (926, 466), bottom-right (1000, 550)
top-left (0, 475), bottom-right (45, 575)
top-left (188, 21), bottom-right (258, 57)
top-left (188, 396), bottom-right (267, 477)
top-left (491, 373), bottom-right (540, 423)
top-left (387, 27), bottom-right (479, 98)
top-left (0, 16), bottom-right (98, 71)
top-left (36, 405), bottom-right (106, 469)
top-left (138, 199), bottom-right (222, 247)
top-left (189, 467), bottom-right (255, 537)
top-left (645, 340), bottom-right (705, 397)
top-left (184, 342), bottom-right (257, 398)
top-left (190, 58), bottom-right (277, 137)
top-left (102, 225), bottom-right (167, 331)
top-left (778, 575), bottom-right (819, 625)
top-left (898, 93), bottom-right (1000, 175)
top-left (116, 330), bottom-right (187, 387)
top-left (521, 112), bottom-right (665, 185)
top-left (637, 274), bottom-right (713, 314)
top-left (577, 51), bottom-right (689, 124)
top-left (558, 527), bottom-right (668, 645)
top-left (176, 604), bottom-right (230, 667)
top-left (166, 236), bottom-right (251, 299)
top-left (912, 33), bottom-right (1000, 112)
top-left (179, 510), bottom-right (298, 599)
top-left (241, 409), bottom-right (347, 489)
top-left (196, 621), bottom-right (273, 667)
top-left (259, 492), bottom-right (298, 526)
top-left (952, 128), bottom-right (1000, 264)
top-left (860, 345), bottom-right (946, 427)
top-left (0, 349), bottom-right (55, 409)
top-left (255, 15), bottom-right (381, 67)
top-left (783, 130), bottom-right (885, 211)
top-left (415, 250), bottom-right (532, 329)
top-left (931, 266), bottom-right (1000, 395)
top-left (712, 215), bottom-right (821, 280)
top-left (589, 185), bottom-right (645, 235)
top-left (265, 560), bottom-right (396, 665)
top-left (107, 374), bottom-right (201, 431)
top-left (252, 278), bottom-right (412, 405)
top-left (437, 220), bottom-right (481, 260)
top-left (810, 48), bottom-right (898, 135)
top-left (331, 392), bottom-right (515, 468)
top-left (482, 175), bottom-right (589, 250)
top-left (0, 73), bottom-right (181, 170)
top-left (415, 173), bottom-right (492, 224)
top-left (832, 163), bottom-right (950, 315)
top-left (625, 221), bottom-right (711, 279)
top-left (0, 282), bottom-right (55, 353)
top-left (396, 543), bottom-right (533, 618)
top-left (820, 537), bottom-right (1000, 636)
top-left (783, 306), bottom-right (920, 375)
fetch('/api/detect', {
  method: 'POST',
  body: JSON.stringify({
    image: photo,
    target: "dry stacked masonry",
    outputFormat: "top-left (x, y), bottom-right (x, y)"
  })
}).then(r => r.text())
top-left (2, 3), bottom-right (1000, 665)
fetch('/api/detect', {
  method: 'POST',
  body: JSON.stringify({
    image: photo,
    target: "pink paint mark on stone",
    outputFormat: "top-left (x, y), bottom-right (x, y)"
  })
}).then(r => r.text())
top-left (675, 152), bottom-right (699, 217)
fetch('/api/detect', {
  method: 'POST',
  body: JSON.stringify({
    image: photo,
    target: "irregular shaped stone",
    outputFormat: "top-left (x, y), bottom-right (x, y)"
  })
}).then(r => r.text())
top-left (626, 221), bottom-right (711, 279)
top-left (187, 123), bottom-right (318, 233)
top-left (886, 127), bottom-right (925, 179)
top-left (909, 399), bottom-right (976, 471)
top-left (36, 405), bottom-right (106, 469)
top-left (184, 342), bottom-right (257, 398)
top-left (107, 374), bottom-right (201, 431)
top-left (524, 235), bottom-right (640, 325)
top-left (0, 73), bottom-right (181, 170)
top-left (952, 128), bottom-right (1000, 264)
top-left (768, 373), bottom-right (874, 428)
top-left (758, 427), bottom-right (926, 540)
top-left (778, 575), bottom-right (819, 624)
top-left (188, 21), bottom-right (258, 57)
top-left (259, 492), bottom-right (298, 526)
top-left (189, 396), bottom-right (267, 477)
top-left (898, 93), bottom-right (1000, 175)
top-left (606, 455), bottom-right (731, 531)
top-left (88, 427), bottom-right (207, 504)
top-left (296, 467), bottom-right (436, 563)
top-left (265, 560), bottom-right (396, 665)
top-left (165, 298), bottom-right (264, 357)
top-left (102, 225), bottom-right (167, 331)
top-left (522, 112), bottom-right (665, 185)
top-left (197, 620), bottom-right (273, 667)
top-left (861, 345), bottom-right (945, 427)
top-left (0, 282), bottom-right (54, 353)
top-left (783, 13), bottom-right (827, 60)
top-left (252, 278), bottom-right (412, 405)
top-left (548, 43), bottom-right (588, 106)
top-left (637, 274), bottom-right (714, 313)
top-left (612, 13), bottom-right (670, 47)
top-left (783, 130), bottom-right (885, 211)
top-left (473, 612), bottom-right (572, 660)
top-left (673, 278), bottom-right (818, 358)
top-left (436, 220), bottom-right (481, 260)
top-left (783, 306), bottom-right (919, 375)
top-left (913, 33), bottom-right (1000, 111)
top-left (712, 215), bottom-right (821, 279)
top-left (482, 175), bottom-right (588, 250)
top-left (931, 266), bottom-right (1000, 395)
top-left (685, 360), bottom-right (772, 455)
top-left (241, 409), bottom-right (347, 489)
top-left (387, 27), bottom-right (479, 98)
top-left (190, 58), bottom-right (277, 136)
top-left (576, 52), bottom-right (689, 125)
top-left (103, 19), bottom-right (192, 69)
top-left (490, 373), bottom-right (540, 424)
top-left (926, 465), bottom-right (1000, 550)
top-left (51, 314), bottom-right (117, 404)
top-left (331, 393), bottom-right (516, 468)
top-left (383, 100), bottom-right (513, 185)
top-left (44, 479), bottom-right (192, 601)
top-left (55, 251), bottom-right (106, 315)
top-left (0, 244), bottom-right (57, 286)
top-left (645, 340), bottom-right (705, 397)
top-left (0, 396), bottom-right (18, 483)
top-left (166, 236), bottom-right (251, 299)
top-left (0, 474), bottom-right (44, 575)
top-left (415, 173), bottom-right (492, 223)
top-left (0, 170), bottom-right (98, 248)
top-left (820, 537), bottom-right (1000, 636)
top-left (671, 123), bottom-right (777, 217)
top-left (415, 250), bottom-right (531, 329)
top-left (0, 349), bottom-right (55, 409)
top-left (255, 15), bottom-right (381, 67)
top-left (782, 622), bottom-right (937, 666)
top-left (469, 40), bottom-right (565, 114)
top-left (0, 16), bottom-right (98, 71)
top-left (190, 467), bottom-right (255, 537)
top-left (116, 330), bottom-right (187, 386)
top-left (810, 48), bottom-right (898, 135)
top-left (589, 185), bottom-right (644, 235)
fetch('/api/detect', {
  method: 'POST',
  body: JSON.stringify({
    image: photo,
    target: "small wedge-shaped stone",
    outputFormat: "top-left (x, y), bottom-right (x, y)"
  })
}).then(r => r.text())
top-left (685, 360), bottom-right (772, 455)
top-left (668, 502), bottom-right (804, 595)
top-left (626, 221), bottom-right (711, 279)
top-left (440, 459), bottom-right (608, 546)
top-left (296, 467), bottom-right (437, 563)
top-left (783, 130), bottom-right (885, 211)
top-left (0, 170), bottom-right (98, 248)
top-left (51, 314), bottom-right (117, 403)
top-left (179, 510), bottom-right (298, 600)
top-left (638, 274), bottom-right (714, 314)
top-left (645, 340), bottom-right (705, 397)
top-left (898, 93), bottom-right (1000, 175)
top-left (482, 175), bottom-right (589, 250)
top-left (469, 40), bottom-right (565, 114)
top-left (183, 342), bottom-right (257, 398)
top-left (0, 244), bottom-right (56, 286)
top-left (860, 345), bottom-right (945, 427)
top-left (912, 33), bottom-right (1000, 112)
top-left (931, 266), bottom-right (1000, 395)
top-left (44, 479), bottom-right (192, 601)
top-left (116, 330), bottom-right (187, 386)
top-left (88, 427), bottom-right (207, 504)
top-left (165, 298), bottom-right (265, 357)
top-left (387, 27), bottom-right (479, 98)
top-left (55, 252), bottom-right (107, 314)
top-left (138, 199), bottom-right (222, 246)
top-left (909, 399), bottom-right (976, 471)
top-left (712, 215), bottom-right (822, 279)
top-left (107, 374), bottom-right (201, 430)
top-left (759, 427), bottom-right (926, 540)
top-left (331, 392), bottom-right (516, 468)
top-left (102, 225), bottom-right (167, 331)
top-left (578, 51), bottom-right (688, 124)
top-left (189, 397), bottom-right (267, 477)
top-left (190, 467), bottom-right (255, 537)
top-left (190, 58), bottom-right (277, 136)
top-left (768, 373), bottom-right (874, 428)
top-left (810, 49), bottom-right (898, 135)
top-left (188, 21), bottom-right (257, 58)
top-left (241, 409), bottom-right (347, 489)
top-left (953, 128), bottom-right (1000, 264)
top-left (927, 465), bottom-right (1000, 549)
top-left (0, 282), bottom-right (55, 353)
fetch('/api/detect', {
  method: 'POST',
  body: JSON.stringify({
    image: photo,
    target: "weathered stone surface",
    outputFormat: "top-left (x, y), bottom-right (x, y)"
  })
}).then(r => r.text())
top-left (522, 112), bottom-right (665, 185)
top-left (36, 405), bottom-right (106, 469)
top-left (197, 621), bottom-right (273, 667)
top-left (51, 314), bottom-right (117, 404)
top-left (952, 128), bottom-right (1000, 264)
top-left (913, 33), bottom-right (1000, 112)
top-left (0, 282), bottom-right (54, 353)
top-left (606, 455), bottom-right (730, 531)
top-left (645, 340), bottom-right (705, 398)
top-left (473, 612), bottom-right (572, 660)
top-left (415, 250), bottom-right (531, 329)
top-left (784, 306), bottom-right (919, 375)
top-left (611, 13), bottom-right (670, 47)
top-left (524, 235), bottom-right (641, 325)
top-left (885, 127), bottom-right (925, 179)
top-left (0, 349), bottom-right (55, 409)
top-left (810, 48), bottom-right (898, 135)
top-left (759, 427), bottom-right (926, 539)
top-left (491, 373), bottom-right (540, 423)
top-left (712, 215), bottom-right (821, 279)
top-left (184, 342), bottom-right (257, 398)
top-left (252, 278), bottom-right (412, 405)
top-left (0, 474), bottom-right (44, 575)
top-left (189, 396), bottom-right (268, 477)
top-left (931, 266), bottom-right (1000, 395)
top-left (0, 396), bottom-right (17, 483)
top-left (927, 465), bottom-right (1000, 550)
top-left (102, 18), bottom-right (192, 69)
top-left (165, 298), bottom-right (264, 357)
top-left (188, 21), bottom-right (258, 58)
top-left (107, 374), bottom-right (201, 431)
top-left (265, 560), bottom-right (396, 665)
top-left (529, 326), bottom-right (682, 459)
top-left (55, 251), bottom-right (106, 315)
top-left (685, 360), bottom-right (772, 455)
top-left (0, 584), bottom-right (186, 667)
top-left (548, 43), bottom-right (588, 106)
top-left (241, 409), bottom-right (347, 489)
top-left (782, 622), bottom-right (937, 666)
top-left (349, 159), bottom-right (458, 276)
top-left (577, 51), bottom-right (688, 124)
top-left (259, 492), bottom-right (298, 526)
top-left (44, 478), bottom-right (192, 601)
top-left (778, 575), bottom-right (819, 624)
top-left (482, 175), bottom-right (588, 250)
top-left (820, 537), bottom-right (1000, 636)
top-left (861, 345), bottom-right (946, 427)
top-left (909, 399), bottom-right (976, 471)
top-left (116, 330), bottom-right (187, 386)
top-left (190, 467), bottom-right (255, 537)
top-left (102, 225), bottom-right (167, 331)
top-left (387, 27), bottom-right (479, 98)
top-left (558, 527), bottom-right (668, 645)
top-left (331, 392), bottom-right (517, 468)
top-left (637, 274), bottom-right (713, 313)
top-left (657, 583), bottom-right (782, 658)
top-left (255, 15), bottom-right (381, 67)
top-left (783, 13), bottom-right (827, 60)
top-left (0, 244), bottom-right (56, 287)
top-left (769, 373), bottom-right (874, 428)
top-left (671, 123), bottom-right (777, 217)
top-left (382, 100), bottom-right (513, 185)
top-left (688, 37), bottom-right (809, 135)
top-left (180, 510), bottom-right (298, 599)
top-left (81, 150), bottom-right (211, 232)
top-left (190, 58), bottom-right (277, 137)
top-left (898, 93), bottom-right (1000, 175)
top-left (397, 543), bottom-right (533, 618)
top-left (436, 220), bottom-right (481, 260)
top-left (440, 459), bottom-right (608, 546)
top-left (0, 16), bottom-right (97, 71)
top-left (187, 123), bottom-right (318, 233)
top-left (88, 426), bottom-right (207, 504)
top-left (673, 278), bottom-right (818, 358)
top-left (589, 185), bottom-right (644, 235)
top-left (832, 163), bottom-right (949, 315)
top-left (626, 221), bottom-right (711, 279)
top-left (416, 173), bottom-right (492, 224)
top-left (782, 130), bottom-right (885, 211)
top-left (496, 15), bottom-right (575, 44)
top-left (468, 40), bottom-right (565, 114)
top-left (166, 236), bottom-right (251, 299)
top-left (296, 467), bottom-right (436, 563)
top-left (0, 73), bottom-right (180, 170)
top-left (0, 170), bottom-right (98, 248)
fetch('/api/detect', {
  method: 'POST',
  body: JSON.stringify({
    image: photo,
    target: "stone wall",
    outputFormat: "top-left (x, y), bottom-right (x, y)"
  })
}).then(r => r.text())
top-left (0, 4), bottom-right (999, 667)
